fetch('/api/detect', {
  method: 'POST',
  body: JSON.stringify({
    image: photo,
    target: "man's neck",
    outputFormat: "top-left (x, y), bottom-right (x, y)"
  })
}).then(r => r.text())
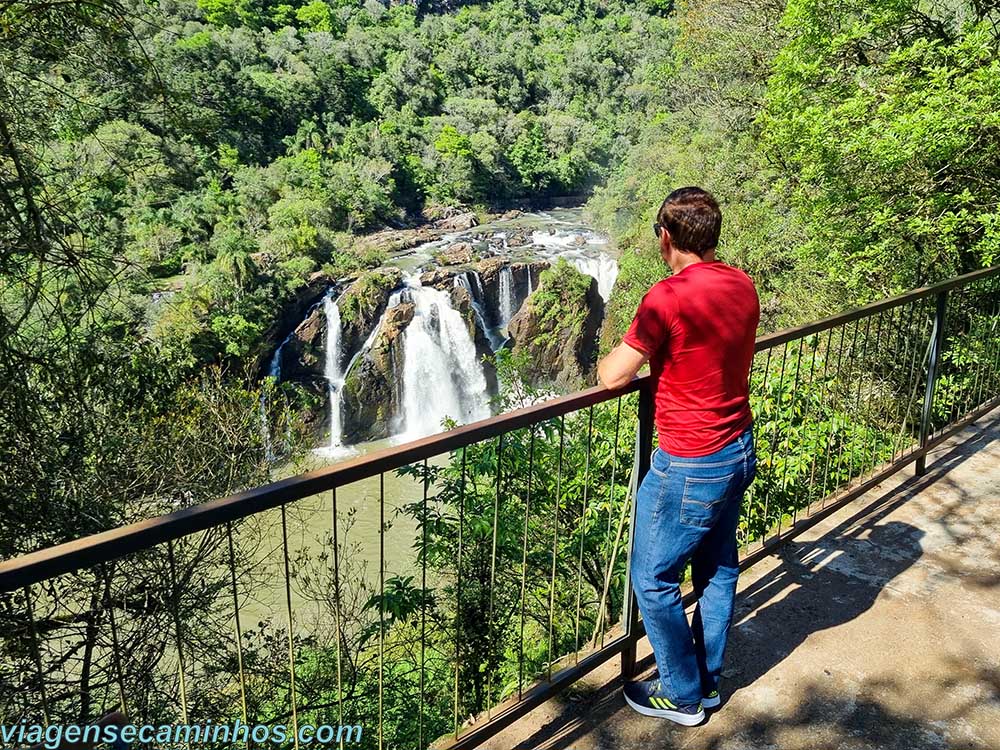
top-left (669, 248), bottom-right (716, 275)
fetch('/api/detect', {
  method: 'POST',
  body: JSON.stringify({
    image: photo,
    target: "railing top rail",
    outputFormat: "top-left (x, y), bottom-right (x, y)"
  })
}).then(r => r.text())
top-left (755, 264), bottom-right (1000, 350)
top-left (2, 263), bottom-right (997, 592)
top-left (0, 379), bottom-right (644, 591)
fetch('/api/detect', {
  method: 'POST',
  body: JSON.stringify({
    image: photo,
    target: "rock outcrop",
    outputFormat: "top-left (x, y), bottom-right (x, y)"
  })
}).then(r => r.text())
top-left (340, 303), bottom-right (414, 443)
top-left (435, 241), bottom-right (476, 266)
top-left (435, 211), bottom-right (479, 231)
top-left (450, 283), bottom-right (498, 393)
top-left (337, 267), bottom-right (403, 364)
top-left (477, 258), bottom-right (550, 327)
top-left (274, 267), bottom-right (403, 430)
top-left (507, 261), bottom-right (604, 390)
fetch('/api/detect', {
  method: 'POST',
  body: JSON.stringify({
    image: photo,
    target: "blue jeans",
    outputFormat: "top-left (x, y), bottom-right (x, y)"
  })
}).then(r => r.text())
top-left (630, 426), bottom-right (756, 705)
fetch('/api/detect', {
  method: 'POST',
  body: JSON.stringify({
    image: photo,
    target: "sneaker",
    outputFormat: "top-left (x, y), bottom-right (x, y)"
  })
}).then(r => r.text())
top-left (702, 688), bottom-right (721, 709)
top-left (623, 679), bottom-right (705, 726)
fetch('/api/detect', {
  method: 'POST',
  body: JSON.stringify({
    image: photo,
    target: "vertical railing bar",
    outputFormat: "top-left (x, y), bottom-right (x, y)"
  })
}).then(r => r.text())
top-left (166, 540), bottom-right (190, 741)
top-left (331, 487), bottom-right (345, 734)
top-left (761, 341), bottom-right (788, 540)
top-left (621, 386), bottom-right (653, 680)
top-left (805, 326), bottom-right (834, 507)
top-left (598, 397), bottom-right (623, 649)
top-left (862, 309), bottom-right (887, 479)
top-left (102, 564), bottom-right (128, 720)
top-left (573, 406), bottom-right (595, 663)
top-left (485, 434), bottom-right (503, 719)
top-left (969, 295), bottom-right (1000, 411)
top-left (885, 299), bottom-right (909, 463)
top-left (793, 334), bottom-right (819, 522)
top-left (453, 447), bottom-right (467, 739)
top-left (846, 313), bottom-right (874, 489)
top-left (881, 302), bottom-right (905, 464)
top-left (378, 472), bottom-right (385, 750)
top-left (890, 299), bottom-right (923, 463)
top-left (547, 415), bottom-right (565, 682)
top-left (820, 322), bottom-right (849, 505)
top-left (280, 506), bottom-right (300, 750)
top-left (517, 428), bottom-right (535, 699)
top-left (779, 337), bottom-right (806, 533)
top-left (917, 291), bottom-right (949, 475)
top-left (419, 459), bottom-right (429, 747)
top-left (225, 523), bottom-right (249, 726)
top-left (24, 584), bottom-right (51, 726)
top-left (831, 317), bottom-right (862, 499)
top-left (969, 291), bottom-right (990, 411)
top-left (982, 290), bottom-right (1000, 406)
top-left (747, 345), bottom-right (773, 549)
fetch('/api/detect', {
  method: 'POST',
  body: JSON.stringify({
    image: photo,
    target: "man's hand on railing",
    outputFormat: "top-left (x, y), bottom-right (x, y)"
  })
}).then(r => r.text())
top-left (598, 342), bottom-right (649, 390)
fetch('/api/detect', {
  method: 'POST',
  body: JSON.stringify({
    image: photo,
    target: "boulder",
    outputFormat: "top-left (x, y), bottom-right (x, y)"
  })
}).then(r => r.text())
top-left (341, 303), bottom-right (414, 443)
top-left (507, 261), bottom-right (605, 390)
top-left (435, 211), bottom-right (479, 231)
top-left (420, 267), bottom-right (461, 290)
top-left (499, 209), bottom-right (523, 221)
top-left (435, 242), bottom-right (476, 266)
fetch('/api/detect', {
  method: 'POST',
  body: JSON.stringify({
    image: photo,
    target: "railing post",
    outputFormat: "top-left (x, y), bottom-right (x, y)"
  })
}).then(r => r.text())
top-left (621, 380), bottom-right (654, 680)
top-left (916, 291), bottom-right (948, 476)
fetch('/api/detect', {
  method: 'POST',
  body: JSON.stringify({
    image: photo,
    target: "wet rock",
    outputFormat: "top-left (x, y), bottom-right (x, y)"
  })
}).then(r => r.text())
top-left (338, 267), bottom-right (403, 364)
top-left (420, 268), bottom-right (461, 290)
top-left (506, 230), bottom-right (531, 248)
top-left (341, 303), bottom-right (414, 443)
top-left (500, 209), bottom-right (523, 220)
top-left (435, 211), bottom-right (479, 231)
top-left (451, 284), bottom-right (498, 393)
top-left (476, 257), bottom-right (550, 328)
top-left (507, 262), bottom-right (604, 390)
top-left (436, 242), bottom-right (476, 266)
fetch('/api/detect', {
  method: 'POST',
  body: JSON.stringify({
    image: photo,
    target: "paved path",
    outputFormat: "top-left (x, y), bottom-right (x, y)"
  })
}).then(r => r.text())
top-left (483, 409), bottom-right (1000, 750)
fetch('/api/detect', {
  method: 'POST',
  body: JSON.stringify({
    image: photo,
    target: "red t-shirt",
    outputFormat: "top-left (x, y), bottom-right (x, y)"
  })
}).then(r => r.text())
top-left (623, 261), bottom-right (760, 457)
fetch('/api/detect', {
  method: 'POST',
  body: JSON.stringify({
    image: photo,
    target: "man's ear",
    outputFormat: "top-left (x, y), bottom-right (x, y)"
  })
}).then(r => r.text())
top-left (659, 227), bottom-right (672, 257)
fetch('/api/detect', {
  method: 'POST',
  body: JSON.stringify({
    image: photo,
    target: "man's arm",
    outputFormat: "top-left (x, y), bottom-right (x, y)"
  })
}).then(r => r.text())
top-left (598, 342), bottom-right (648, 390)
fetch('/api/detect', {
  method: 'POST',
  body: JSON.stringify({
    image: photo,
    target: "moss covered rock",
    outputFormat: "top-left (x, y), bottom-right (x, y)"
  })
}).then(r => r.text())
top-left (507, 259), bottom-right (604, 390)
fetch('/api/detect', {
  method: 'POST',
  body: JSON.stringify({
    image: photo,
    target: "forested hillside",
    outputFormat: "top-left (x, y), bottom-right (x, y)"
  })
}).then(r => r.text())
top-left (3, 0), bottom-right (999, 550)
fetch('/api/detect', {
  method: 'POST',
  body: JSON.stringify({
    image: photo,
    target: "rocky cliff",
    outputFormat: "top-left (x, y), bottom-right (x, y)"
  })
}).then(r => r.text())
top-left (507, 260), bottom-right (604, 390)
top-left (340, 302), bottom-right (413, 443)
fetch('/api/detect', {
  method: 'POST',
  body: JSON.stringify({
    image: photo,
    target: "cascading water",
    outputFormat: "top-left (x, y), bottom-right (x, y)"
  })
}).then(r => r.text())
top-left (317, 291), bottom-right (348, 456)
top-left (570, 253), bottom-right (618, 301)
top-left (498, 265), bottom-right (516, 327)
top-left (455, 271), bottom-right (504, 350)
top-left (530, 228), bottom-right (619, 302)
top-left (397, 278), bottom-right (490, 440)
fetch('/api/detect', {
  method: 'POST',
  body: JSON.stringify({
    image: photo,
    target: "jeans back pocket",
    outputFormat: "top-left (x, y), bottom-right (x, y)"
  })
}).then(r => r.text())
top-left (680, 474), bottom-right (735, 528)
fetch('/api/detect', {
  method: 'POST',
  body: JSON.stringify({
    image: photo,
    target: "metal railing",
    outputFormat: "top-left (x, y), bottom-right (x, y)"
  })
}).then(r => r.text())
top-left (1, 265), bottom-right (999, 749)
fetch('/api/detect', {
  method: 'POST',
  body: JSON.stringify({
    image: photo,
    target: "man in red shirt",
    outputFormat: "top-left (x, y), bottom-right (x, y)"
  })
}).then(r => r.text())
top-left (598, 187), bottom-right (760, 726)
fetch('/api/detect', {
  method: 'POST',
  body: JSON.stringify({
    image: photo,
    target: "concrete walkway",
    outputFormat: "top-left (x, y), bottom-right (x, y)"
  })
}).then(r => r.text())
top-left (484, 409), bottom-right (1000, 750)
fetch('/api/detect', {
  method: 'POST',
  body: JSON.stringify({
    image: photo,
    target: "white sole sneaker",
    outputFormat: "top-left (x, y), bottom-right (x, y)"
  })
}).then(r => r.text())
top-left (623, 692), bottom-right (705, 726)
top-left (702, 692), bottom-right (721, 709)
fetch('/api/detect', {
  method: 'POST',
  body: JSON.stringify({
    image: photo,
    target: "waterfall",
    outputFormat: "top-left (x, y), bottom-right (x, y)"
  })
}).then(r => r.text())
top-left (320, 291), bottom-right (347, 455)
top-left (499, 265), bottom-right (516, 327)
top-left (528, 228), bottom-right (618, 302)
top-left (527, 267), bottom-right (533, 296)
top-left (397, 279), bottom-right (490, 440)
top-left (455, 271), bottom-right (504, 351)
top-left (261, 328), bottom-right (296, 462)
top-left (570, 252), bottom-right (618, 302)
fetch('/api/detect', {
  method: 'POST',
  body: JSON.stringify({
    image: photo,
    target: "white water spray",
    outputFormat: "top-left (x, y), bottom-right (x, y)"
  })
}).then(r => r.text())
top-left (397, 278), bottom-right (490, 440)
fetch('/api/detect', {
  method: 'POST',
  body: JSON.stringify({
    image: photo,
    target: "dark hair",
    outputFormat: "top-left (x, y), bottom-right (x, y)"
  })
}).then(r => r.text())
top-left (656, 187), bottom-right (722, 257)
